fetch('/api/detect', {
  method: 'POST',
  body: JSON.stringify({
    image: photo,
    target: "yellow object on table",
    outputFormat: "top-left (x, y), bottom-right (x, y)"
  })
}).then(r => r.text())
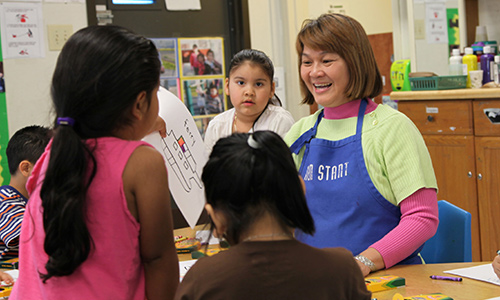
top-left (392, 292), bottom-right (453, 300)
top-left (175, 238), bottom-right (201, 254)
top-left (0, 285), bottom-right (12, 299)
top-left (365, 275), bottom-right (405, 292)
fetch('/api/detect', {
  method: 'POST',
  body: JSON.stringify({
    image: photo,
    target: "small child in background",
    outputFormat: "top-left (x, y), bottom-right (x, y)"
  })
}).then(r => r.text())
top-left (205, 49), bottom-right (222, 74)
top-left (203, 49), bottom-right (295, 151)
top-left (205, 83), bottom-right (222, 115)
top-left (11, 25), bottom-right (178, 300)
top-left (175, 131), bottom-right (371, 300)
top-left (0, 125), bottom-right (51, 259)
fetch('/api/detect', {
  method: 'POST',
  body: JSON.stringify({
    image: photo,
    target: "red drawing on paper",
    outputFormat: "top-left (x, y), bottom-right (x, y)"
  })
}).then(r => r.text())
top-left (12, 29), bottom-right (33, 38)
top-left (16, 14), bottom-right (28, 23)
top-left (19, 49), bottom-right (29, 55)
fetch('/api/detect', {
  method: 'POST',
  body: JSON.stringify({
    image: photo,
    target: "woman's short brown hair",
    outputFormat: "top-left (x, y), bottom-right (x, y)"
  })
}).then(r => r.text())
top-left (296, 14), bottom-right (383, 105)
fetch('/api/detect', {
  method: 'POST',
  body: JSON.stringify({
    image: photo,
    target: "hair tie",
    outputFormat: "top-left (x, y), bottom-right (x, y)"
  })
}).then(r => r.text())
top-left (247, 134), bottom-right (260, 149)
top-left (57, 117), bottom-right (75, 127)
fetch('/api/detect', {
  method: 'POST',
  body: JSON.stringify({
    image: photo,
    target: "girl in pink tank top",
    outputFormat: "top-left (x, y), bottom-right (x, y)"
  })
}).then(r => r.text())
top-left (11, 25), bottom-right (179, 300)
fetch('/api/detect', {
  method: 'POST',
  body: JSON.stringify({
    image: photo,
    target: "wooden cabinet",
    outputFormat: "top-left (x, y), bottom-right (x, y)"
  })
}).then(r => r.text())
top-left (422, 135), bottom-right (480, 261)
top-left (392, 89), bottom-right (500, 262)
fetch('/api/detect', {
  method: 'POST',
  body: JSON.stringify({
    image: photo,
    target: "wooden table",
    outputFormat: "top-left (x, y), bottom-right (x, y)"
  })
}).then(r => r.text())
top-left (174, 227), bottom-right (499, 299)
top-left (370, 262), bottom-right (499, 300)
top-left (174, 225), bottom-right (220, 262)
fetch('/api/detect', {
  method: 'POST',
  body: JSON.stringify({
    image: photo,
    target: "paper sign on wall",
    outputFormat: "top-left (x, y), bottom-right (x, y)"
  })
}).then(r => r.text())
top-left (0, 2), bottom-right (45, 59)
top-left (143, 87), bottom-right (207, 228)
top-left (425, 2), bottom-right (448, 44)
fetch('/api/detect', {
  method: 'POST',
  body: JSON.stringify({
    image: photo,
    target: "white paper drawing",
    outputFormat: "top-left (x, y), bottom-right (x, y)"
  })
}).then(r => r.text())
top-left (143, 87), bottom-right (208, 228)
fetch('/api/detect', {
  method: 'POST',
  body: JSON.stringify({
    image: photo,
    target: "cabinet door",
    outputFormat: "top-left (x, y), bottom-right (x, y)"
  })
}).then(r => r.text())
top-left (424, 135), bottom-right (481, 261)
top-left (475, 137), bottom-right (500, 261)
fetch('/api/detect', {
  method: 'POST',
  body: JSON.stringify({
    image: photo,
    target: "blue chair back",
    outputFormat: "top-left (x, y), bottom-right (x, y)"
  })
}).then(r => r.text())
top-left (420, 200), bottom-right (472, 263)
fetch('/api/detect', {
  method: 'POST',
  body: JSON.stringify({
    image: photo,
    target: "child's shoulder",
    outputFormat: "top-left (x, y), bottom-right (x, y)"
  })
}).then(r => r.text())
top-left (210, 108), bottom-right (235, 122)
top-left (0, 185), bottom-right (19, 199)
top-left (264, 104), bottom-right (294, 121)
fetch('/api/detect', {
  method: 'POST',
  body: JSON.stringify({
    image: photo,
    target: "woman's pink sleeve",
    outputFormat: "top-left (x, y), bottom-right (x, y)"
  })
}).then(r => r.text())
top-left (370, 188), bottom-right (439, 268)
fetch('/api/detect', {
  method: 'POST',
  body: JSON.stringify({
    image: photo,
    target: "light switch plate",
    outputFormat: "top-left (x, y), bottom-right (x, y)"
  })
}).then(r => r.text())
top-left (47, 24), bottom-right (73, 51)
top-left (415, 19), bottom-right (426, 40)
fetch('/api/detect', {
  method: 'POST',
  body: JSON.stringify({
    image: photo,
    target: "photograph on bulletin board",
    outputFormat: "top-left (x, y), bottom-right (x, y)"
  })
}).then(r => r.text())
top-left (160, 78), bottom-right (180, 98)
top-left (150, 38), bottom-right (178, 78)
top-left (194, 116), bottom-right (213, 140)
top-left (179, 38), bottom-right (224, 77)
top-left (182, 78), bottom-right (225, 117)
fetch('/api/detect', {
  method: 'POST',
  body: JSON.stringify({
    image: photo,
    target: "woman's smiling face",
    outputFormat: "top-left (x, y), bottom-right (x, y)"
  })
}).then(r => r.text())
top-left (300, 45), bottom-right (350, 108)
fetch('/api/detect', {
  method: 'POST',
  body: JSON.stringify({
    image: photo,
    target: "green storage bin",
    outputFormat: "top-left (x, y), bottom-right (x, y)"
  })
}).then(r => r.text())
top-left (409, 75), bottom-right (467, 91)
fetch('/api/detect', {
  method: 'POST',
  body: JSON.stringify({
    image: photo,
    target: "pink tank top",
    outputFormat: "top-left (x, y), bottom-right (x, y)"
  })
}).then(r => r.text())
top-left (11, 137), bottom-right (152, 300)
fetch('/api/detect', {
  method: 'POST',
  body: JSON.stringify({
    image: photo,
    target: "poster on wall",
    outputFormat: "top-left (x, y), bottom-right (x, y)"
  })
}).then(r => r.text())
top-left (446, 8), bottom-right (460, 54)
top-left (146, 37), bottom-right (227, 138)
top-left (425, 2), bottom-right (448, 44)
top-left (150, 38), bottom-right (180, 97)
top-left (178, 37), bottom-right (227, 138)
top-left (181, 78), bottom-right (225, 117)
top-left (143, 87), bottom-right (207, 228)
top-left (0, 2), bottom-right (45, 59)
top-left (179, 37), bottom-right (224, 77)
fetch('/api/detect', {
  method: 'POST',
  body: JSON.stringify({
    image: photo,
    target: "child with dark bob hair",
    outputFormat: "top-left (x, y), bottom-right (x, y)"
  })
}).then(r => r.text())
top-left (175, 131), bottom-right (370, 300)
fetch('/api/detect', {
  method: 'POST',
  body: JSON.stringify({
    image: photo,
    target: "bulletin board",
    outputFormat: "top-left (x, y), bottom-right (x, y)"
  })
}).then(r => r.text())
top-left (151, 37), bottom-right (227, 139)
top-left (0, 33), bottom-right (9, 185)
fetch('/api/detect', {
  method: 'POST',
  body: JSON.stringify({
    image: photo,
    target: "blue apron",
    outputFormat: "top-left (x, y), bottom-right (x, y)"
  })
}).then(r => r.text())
top-left (290, 99), bottom-right (422, 265)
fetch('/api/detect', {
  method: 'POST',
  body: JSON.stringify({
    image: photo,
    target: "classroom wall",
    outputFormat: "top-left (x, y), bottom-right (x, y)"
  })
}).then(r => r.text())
top-left (248, 0), bottom-right (394, 121)
top-left (478, 0), bottom-right (500, 44)
top-left (248, 0), bottom-right (309, 121)
top-left (2, 0), bottom-right (395, 134)
top-left (2, 1), bottom-right (87, 137)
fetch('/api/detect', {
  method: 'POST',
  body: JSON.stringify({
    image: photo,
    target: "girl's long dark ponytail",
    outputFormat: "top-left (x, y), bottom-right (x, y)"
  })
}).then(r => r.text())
top-left (38, 25), bottom-right (161, 281)
top-left (39, 126), bottom-right (95, 282)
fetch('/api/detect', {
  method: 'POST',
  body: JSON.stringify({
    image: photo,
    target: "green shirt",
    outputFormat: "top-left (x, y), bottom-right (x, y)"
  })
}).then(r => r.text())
top-left (284, 105), bottom-right (438, 206)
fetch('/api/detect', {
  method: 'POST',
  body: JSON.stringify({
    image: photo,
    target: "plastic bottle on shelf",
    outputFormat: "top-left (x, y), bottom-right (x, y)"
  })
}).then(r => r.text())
top-left (449, 48), bottom-right (464, 76)
top-left (472, 43), bottom-right (484, 70)
top-left (480, 45), bottom-right (495, 84)
top-left (494, 55), bottom-right (500, 84)
top-left (463, 47), bottom-right (478, 88)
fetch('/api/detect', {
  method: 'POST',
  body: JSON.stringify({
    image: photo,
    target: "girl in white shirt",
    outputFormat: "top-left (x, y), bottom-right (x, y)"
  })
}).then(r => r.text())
top-left (204, 49), bottom-right (294, 151)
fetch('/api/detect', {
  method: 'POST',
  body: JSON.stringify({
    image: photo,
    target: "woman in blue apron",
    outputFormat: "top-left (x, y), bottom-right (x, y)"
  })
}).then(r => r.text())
top-left (285, 14), bottom-right (439, 276)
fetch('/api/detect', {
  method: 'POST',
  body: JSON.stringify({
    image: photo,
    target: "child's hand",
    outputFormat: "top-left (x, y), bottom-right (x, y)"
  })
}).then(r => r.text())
top-left (0, 271), bottom-right (13, 286)
top-left (493, 254), bottom-right (500, 279)
top-left (151, 116), bottom-right (167, 138)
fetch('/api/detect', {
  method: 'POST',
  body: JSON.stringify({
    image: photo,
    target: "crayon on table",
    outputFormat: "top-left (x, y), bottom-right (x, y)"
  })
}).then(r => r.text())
top-left (429, 275), bottom-right (462, 281)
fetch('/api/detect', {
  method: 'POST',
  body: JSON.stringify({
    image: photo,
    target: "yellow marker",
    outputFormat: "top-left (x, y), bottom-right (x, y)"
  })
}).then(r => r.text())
top-left (392, 292), bottom-right (453, 300)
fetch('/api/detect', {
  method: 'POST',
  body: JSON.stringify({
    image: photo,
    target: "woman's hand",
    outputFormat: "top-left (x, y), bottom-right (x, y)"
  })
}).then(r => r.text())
top-left (355, 248), bottom-right (385, 277)
top-left (493, 254), bottom-right (500, 279)
top-left (355, 258), bottom-right (372, 277)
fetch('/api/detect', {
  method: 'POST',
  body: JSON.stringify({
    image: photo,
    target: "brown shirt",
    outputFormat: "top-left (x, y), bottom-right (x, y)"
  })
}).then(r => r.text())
top-left (175, 239), bottom-right (371, 300)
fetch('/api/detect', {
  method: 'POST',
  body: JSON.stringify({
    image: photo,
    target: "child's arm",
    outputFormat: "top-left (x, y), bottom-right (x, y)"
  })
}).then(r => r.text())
top-left (0, 271), bottom-right (13, 285)
top-left (125, 146), bottom-right (179, 300)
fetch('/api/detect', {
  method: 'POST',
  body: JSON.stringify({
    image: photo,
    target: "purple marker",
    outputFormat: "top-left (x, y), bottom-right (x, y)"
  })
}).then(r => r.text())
top-left (430, 275), bottom-right (463, 281)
